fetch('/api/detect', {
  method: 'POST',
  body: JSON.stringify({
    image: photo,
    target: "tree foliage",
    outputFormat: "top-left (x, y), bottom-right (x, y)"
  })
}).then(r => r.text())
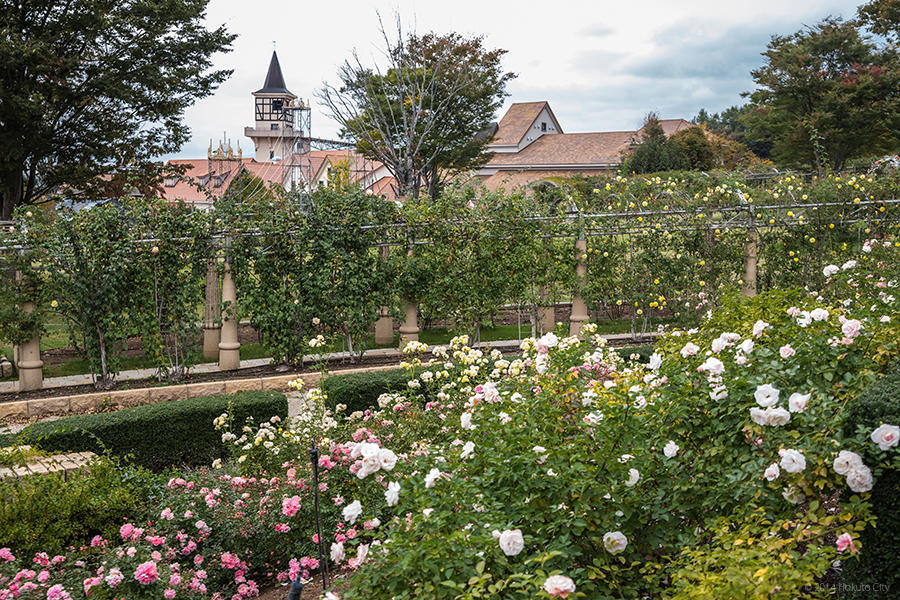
top-left (622, 114), bottom-right (688, 174)
top-left (669, 127), bottom-right (717, 171)
top-left (747, 17), bottom-right (900, 172)
top-left (318, 15), bottom-right (514, 199)
top-left (0, 0), bottom-right (235, 219)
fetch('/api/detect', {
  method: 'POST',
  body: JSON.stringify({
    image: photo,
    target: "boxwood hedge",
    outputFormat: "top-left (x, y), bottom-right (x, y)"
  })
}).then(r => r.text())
top-left (841, 363), bottom-right (900, 598)
top-left (15, 391), bottom-right (287, 471)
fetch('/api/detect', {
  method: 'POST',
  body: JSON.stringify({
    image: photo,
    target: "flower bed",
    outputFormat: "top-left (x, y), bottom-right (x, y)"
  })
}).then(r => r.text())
top-left (1, 237), bottom-right (898, 600)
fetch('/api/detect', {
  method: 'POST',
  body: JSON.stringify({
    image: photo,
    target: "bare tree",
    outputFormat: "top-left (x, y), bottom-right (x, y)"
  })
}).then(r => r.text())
top-left (317, 15), bottom-right (480, 199)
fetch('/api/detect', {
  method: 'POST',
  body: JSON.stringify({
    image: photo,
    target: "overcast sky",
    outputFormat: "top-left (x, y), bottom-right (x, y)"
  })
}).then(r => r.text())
top-left (169, 0), bottom-right (864, 160)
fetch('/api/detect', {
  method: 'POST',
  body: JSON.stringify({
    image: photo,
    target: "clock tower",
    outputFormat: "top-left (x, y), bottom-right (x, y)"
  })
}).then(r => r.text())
top-left (244, 51), bottom-right (305, 161)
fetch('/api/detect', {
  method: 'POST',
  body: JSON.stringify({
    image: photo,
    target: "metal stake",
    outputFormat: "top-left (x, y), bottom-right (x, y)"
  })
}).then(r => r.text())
top-left (310, 442), bottom-right (329, 590)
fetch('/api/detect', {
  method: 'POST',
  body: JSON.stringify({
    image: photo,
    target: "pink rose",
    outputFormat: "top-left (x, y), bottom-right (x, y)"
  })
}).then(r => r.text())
top-left (841, 319), bottom-right (863, 338)
top-left (282, 496), bottom-right (301, 517)
top-left (779, 344), bottom-right (795, 359)
top-left (836, 533), bottom-right (857, 553)
top-left (134, 561), bottom-right (159, 585)
top-left (0, 548), bottom-right (14, 562)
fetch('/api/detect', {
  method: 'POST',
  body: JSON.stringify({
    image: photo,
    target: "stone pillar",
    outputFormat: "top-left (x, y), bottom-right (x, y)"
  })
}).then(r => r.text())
top-left (374, 247), bottom-right (393, 345)
top-left (398, 300), bottom-right (419, 348)
top-left (742, 227), bottom-right (758, 297)
top-left (569, 236), bottom-right (589, 338)
top-left (374, 307), bottom-right (394, 345)
top-left (218, 261), bottom-right (241, 370)
top-left (537, 287), bottom-right (555, 334)
top-left (16, 300), bottom-right (43, 391)
top-left (202, 258), bottom-right (221, 360)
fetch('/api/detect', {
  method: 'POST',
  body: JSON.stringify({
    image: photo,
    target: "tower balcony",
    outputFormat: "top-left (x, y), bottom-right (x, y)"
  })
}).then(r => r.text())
top-left (245, 126), bottom-right (300, 139)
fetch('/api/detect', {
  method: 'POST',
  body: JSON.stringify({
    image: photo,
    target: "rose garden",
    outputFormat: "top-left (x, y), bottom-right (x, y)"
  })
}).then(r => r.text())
top-left (1, 170), bottom-right (899, 599)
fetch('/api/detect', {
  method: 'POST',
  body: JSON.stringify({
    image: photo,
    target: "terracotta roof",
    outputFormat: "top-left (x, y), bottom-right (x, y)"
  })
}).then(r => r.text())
top-left (639, 118), bottom-right (694, 138)
top-left (160, 158), bottom-right (285, 203)
top-left (485, 131), bottom-right (635, 167)
top-left (490, 102), bottom-right (553, 146)
top-left (478, 168), bottom-right (612, 192)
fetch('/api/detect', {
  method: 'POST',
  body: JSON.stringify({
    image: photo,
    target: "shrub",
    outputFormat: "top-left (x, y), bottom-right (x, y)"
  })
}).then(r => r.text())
top-left (0, 456), bottom-right (163, 557)
top-left (840, 363), bottom-right (900, 598)
top-left (18, 391), bottom-right (287, 470)
top-left (322, 368), bottom-right (419, 414)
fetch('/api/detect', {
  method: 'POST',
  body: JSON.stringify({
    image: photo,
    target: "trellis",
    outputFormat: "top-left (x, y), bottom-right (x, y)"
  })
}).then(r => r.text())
top-left (2, 195), bottom-right (899, 392)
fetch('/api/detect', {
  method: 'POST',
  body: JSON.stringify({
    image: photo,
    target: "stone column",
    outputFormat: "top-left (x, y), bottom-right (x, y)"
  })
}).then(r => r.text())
top-left (537, 287), bottom-right (555, 335)
top-left (374, 246), bottom-right (394, 345)
top-left (218, 260), bottom-right (241, 370)
top-left (202, 258), bottom-right (221, 360)
top-left (742, 226), bottom-right (758, 297)
top-left (569, 236), bottom-right (589, 338)
top-left (398, 300), bottom-right (419, 349)
top-left (16, 299), bottom-right (43, 391)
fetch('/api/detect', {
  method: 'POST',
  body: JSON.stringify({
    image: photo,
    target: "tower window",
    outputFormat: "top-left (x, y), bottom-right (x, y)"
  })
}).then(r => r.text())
top-left (269, 150), bottom-right (274, 159)
top-left (271, 123), bottom-right (279, 130)
top-left (272, 99), bottom-right (283, 111)
top-left (541, 122), bottom-right (547, 132)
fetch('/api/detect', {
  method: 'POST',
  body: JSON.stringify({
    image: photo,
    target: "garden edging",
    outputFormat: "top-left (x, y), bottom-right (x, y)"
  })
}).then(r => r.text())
top-left (0, 365), bottom-right (399, 421)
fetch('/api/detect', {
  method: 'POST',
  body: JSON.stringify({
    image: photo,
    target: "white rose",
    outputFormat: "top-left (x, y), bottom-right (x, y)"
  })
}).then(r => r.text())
top-left (711, 337), bottom-right (727, 353)
top-left (764, 463), bottom-right (780, 481)
top-left (788, 392), bottom-right (810, 413)
top-left (750, 407), bottom-right (769, 426)
top-left (648, 352), bottom-right (662, 371)
top-left (663, 441), bottom-right (679, 458)
top-left (841, 260), bottom-right (857, 270)
top-left (754, 383), bottom-right (780, 408)
top-left (845, 464), bottom-right (873, 493)
top-left (782, 486), bottom-right (805, 504)
top-left (385, 481), bottom-right (401, 506)
top-left (823, 264), bottom-right (840, 277)
top-left (833, 450), bottom-right (863, 476)
top-left (330, 542), bottom-right (344, 563)
top-left (870, 424), bottom-right (899, 451)
top-left (766, 407), bottom-right (791, 427)
top-left (625, 468), bottom-right (640, 487)
top-left (810, 308), bottom-right (829, 321)
top-left (460, 412), bottom-right (475, 430)
top-left (699, 357), bottom-right (725, 376)
top-left (461, 441), bottom-right (475, 459)
top-left (752, 320), bottom-right (770, 337)
top-left (680, 342), bottom-right (700, 358)
top-left (710, 385), bottom-right (728, 400)
top-left (424, 468), bottom-right (441, 488)
top-left (603, 531), bottom-right (628, 554)
top-left (378, 448), bottom-right (398, 471)
top-left (779, 449), bottom-right (806, 473)
top-left (796, 311), bottom-right (813, 327)
top-left (538, 332), bottom-right (559, 349)
top-left (342, 500), bottom-right (362, 525)
top-left (738, 339), bottom-right (754, 354)
top-left (498, 529), bottom-right (524, 556)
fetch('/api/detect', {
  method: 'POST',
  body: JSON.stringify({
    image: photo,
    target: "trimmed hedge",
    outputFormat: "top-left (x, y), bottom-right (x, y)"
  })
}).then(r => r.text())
top-left (17, 391), bottom-right (287, 471)
top-left (0, 456), bottom-right (164, 556)
top-left (841, 364), bottom-right (900, 598)
top-left (322, 368), bottom-right (415, 414)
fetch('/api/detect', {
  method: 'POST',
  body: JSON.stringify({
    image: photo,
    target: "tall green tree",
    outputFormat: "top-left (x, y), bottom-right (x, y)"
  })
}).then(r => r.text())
top-left (318, 16), bottom-right (514, 199)
top-left (0, 0), bottom-right (235, 219)
top-left (747, 17), bottom-right (900, 172)
top-left (623, 113), bottom-right (689, 174)
top-left (669, 126), bottom-right (717, 171)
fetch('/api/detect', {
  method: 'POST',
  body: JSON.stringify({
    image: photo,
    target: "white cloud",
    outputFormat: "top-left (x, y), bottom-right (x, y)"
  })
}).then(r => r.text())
top-left (167, 0), bottom-right (862, 160)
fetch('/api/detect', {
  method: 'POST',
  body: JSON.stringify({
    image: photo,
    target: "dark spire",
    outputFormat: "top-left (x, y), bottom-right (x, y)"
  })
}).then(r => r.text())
top-left (255, 50), bottom-right (292, 95)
